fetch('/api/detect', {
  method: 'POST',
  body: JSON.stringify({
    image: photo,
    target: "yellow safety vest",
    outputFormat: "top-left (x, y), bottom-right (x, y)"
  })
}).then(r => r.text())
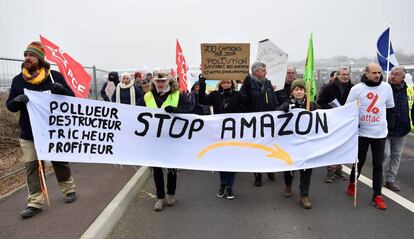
top-left (407, 86), bottom-right (414, 131)
top-left (144, 90), bottom-right (180, 109)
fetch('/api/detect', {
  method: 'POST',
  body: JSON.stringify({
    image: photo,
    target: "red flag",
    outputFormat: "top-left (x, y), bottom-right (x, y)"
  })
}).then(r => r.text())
top-left (40, 35), bottom-right (91, 98)
top-left (176, 39), bottom-right (188, 92)
top-left (171, 68), bottom-right (176, 77)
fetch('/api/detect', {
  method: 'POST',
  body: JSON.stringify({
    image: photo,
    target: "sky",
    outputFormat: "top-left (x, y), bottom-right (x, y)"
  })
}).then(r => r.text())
top-left (1, 0), bottom-right (413, 71)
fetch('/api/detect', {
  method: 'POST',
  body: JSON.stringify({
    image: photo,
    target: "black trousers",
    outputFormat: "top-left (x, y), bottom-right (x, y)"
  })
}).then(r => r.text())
top-left (350, 136), bottom-right (385, 196)
top-left (284, 169), bottom-right (313, 196)
top-left (153, 167), bottom-right (177, 199)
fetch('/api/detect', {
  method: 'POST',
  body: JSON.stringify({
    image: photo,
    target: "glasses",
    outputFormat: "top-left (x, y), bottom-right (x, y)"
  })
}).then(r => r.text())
top-left (155, 80), bottom-right (167, 83)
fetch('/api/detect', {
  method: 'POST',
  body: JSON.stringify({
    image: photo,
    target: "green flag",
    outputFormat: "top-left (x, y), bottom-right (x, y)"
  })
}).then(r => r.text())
top-left (304, 33), bottom-right (316, 101)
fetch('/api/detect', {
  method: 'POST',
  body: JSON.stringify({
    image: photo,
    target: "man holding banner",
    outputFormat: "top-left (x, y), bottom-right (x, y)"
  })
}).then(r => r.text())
top-left (141, 73), bottom-right (191, 211)
top-left (345, 63), bottom-right (394, 210)
top-left (240, 62), bottom-right (279, 186)
top-left (6, 41), bottom-right (77, 218)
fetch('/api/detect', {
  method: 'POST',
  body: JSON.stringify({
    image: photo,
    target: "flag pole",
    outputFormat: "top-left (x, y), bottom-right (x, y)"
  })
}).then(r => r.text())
top-left (306, 81), bottom-right (311, 111)
top-left (386, 24), bottom-right (392, 82)
top-left (353, 157), bottom-right (358, 207)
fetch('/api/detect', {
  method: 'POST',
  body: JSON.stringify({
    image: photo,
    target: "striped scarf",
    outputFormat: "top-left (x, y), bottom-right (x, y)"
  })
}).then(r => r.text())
top-left (22, 67), bottom-right (49, 85)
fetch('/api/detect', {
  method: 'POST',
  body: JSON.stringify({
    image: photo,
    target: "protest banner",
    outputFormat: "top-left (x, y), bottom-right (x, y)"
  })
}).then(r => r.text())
top-left (256, 39), bottom-right (288, 91)
top-left (201, 43), bottom-right (250, 81)
top-left (25, 90), bottom-right (358, 172)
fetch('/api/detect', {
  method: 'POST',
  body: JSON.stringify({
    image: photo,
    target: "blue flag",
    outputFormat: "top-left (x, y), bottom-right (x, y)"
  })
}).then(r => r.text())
top-left (377, 27), bottom-right (399, 72)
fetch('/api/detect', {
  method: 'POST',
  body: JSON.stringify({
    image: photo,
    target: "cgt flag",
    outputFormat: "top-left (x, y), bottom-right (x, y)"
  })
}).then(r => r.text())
top-left (40, 35), bottom-right (91, 98)
top-left (304, 33), bottom-right (316, 103)
top-left (377, 27), bottom-right (399, 73)
top-left (176, 39), bottom-right (188, 92)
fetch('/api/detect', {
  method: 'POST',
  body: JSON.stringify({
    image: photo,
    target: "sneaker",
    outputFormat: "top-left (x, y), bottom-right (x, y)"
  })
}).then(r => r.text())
top-left (325, 171), bottom-right (335, 183)
top-left (217, 184), bottom-right (227, 198)
top-left (284, 185), bottom-right (292, 198)
top-left (347, 183), bottom-right (355, 196)
top-left (153, 199), bottom-right (165, 211)
top-left (385, 181), bottom-right (400, 191)
top-left (226, 188), bottom-right (235, 200)
top-left (166, 195), bottom-right (176, 206)
top-left (20, 207), bottom-right (42, 219)
top-left (372, 195), bottom-right (387, 210)
top-left (300, 196), bottom-right (312, 209)
top-left (267, 173), bottom-right (275, 181)
top-left (335, 170), bottom-right (347, 180)
top-left (64, 192), bottom-right (77, 203)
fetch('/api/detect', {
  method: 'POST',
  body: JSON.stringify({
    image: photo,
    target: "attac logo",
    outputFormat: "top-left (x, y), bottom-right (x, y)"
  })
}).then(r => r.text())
top-left (367, 92), bottom-right (379, 114)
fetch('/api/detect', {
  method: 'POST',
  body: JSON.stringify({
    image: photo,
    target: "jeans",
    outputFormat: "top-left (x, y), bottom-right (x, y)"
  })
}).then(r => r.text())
top-left (383, 136), bottom-right (406, 183)
top-left (350, 137), bottom-right (385, 196)
top-left (284, 169), bottom-right (313, 196)
top-left (219, 172), bottom-right (236, 189)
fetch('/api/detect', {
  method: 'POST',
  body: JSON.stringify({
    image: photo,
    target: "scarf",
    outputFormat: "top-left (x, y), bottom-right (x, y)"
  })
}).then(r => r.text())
top-left (251, 74), bottom-right (266, 86)
top-left (22, 67), bottom-right (48, 85)
top-left (116, 79), bottom-right (136, 105)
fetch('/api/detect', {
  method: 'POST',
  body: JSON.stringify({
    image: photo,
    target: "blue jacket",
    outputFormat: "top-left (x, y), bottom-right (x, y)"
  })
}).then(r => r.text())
top-left (387, 82), bottom-right (411, 137)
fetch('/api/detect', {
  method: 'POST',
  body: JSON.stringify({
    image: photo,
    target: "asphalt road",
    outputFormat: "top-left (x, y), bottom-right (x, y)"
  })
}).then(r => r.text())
top-left (0, 163), bottom-right (137, 239)
top-left (110, 135), bottom-right (414, 239)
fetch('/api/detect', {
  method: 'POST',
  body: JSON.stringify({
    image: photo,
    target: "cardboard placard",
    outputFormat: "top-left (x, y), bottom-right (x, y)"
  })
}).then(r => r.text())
top-left (201, 43), bottom-right (250, 81)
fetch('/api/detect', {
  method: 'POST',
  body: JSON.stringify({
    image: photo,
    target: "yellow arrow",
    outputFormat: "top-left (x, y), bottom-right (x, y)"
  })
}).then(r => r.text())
top-left (197, 141), bottom-right (293, 165)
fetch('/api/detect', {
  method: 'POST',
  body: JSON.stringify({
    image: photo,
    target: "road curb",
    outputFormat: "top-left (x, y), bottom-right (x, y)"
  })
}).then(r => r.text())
top-left (80, 166), bottom-right (150, 239)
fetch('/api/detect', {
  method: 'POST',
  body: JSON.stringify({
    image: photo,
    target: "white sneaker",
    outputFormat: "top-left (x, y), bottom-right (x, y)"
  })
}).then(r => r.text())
top-left (166, 195), bottom-right (176, 206)
top-left (153, 199), bottom-right (165, 211)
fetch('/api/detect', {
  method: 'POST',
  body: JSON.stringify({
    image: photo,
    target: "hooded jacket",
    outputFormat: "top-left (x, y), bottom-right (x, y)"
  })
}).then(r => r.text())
top-left (101, 71), bottom-right (119, 101)
top-left (140, 79), bottom-right (190, 113)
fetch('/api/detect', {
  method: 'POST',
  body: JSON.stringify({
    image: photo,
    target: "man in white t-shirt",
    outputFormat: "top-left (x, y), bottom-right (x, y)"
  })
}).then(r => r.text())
top-left (345, 63), bottom-right (394, 210)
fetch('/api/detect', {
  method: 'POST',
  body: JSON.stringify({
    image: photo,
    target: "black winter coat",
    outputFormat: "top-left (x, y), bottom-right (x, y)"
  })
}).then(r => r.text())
top-left (199, 82), bottom-right (246, 114)
top-left (111, 85), bottom-right (143, 105)
top-left (387, 82), bottom-right (411, 137)
top-left (275, 82), bottom-right (292, 107)
top-left (317, 80), bottom-right (353, 109)
top-left (240, 75), bottom-right (279, 112)
top-left (6, 70), bottom-right (74, 140)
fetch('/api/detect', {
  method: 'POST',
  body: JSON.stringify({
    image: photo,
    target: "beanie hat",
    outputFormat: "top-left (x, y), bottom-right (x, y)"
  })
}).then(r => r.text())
top-left (24, 42), bottom-right (46, 63)
top-left (291, 79), bottom-right (306, 91)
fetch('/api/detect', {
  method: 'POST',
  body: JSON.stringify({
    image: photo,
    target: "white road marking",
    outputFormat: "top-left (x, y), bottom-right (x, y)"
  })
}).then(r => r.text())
top-left (342, 166), bottom-right (414, 213)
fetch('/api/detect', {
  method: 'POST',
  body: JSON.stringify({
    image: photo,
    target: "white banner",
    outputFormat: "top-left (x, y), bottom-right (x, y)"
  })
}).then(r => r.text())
top-left (256, 39), bottom-right (288, 91)
top-left (25, 90), bottom-right (358, 172)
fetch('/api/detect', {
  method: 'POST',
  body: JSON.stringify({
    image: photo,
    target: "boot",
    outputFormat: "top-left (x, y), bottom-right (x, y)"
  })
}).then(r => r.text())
top-left (300, 196), bottom-right (312, 209)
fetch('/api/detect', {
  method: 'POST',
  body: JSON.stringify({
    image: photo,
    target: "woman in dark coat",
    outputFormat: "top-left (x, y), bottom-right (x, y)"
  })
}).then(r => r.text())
top-left (199, 76), bottom-right (246, 199)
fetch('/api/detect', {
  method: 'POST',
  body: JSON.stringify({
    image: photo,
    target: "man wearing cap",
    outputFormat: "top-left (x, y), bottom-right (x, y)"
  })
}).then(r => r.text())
top-left (140, 72), bottom-right (191, 211)
top-left (6, 41), bottom-right (77, 219)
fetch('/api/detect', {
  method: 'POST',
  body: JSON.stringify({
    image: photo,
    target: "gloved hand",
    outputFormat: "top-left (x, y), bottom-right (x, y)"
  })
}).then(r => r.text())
top-left (281, 101), bottom-right (290, 113)
top-left (13, 94), bottom-right (29, 105)
top-left (51, 82), bottom-right (65, 94)
top-left (165, 106), bottom-right (178, 113)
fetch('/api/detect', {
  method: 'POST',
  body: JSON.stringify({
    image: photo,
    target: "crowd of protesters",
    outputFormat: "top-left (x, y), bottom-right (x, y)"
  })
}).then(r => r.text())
top-left (6, 41), bottom-right (414, 218)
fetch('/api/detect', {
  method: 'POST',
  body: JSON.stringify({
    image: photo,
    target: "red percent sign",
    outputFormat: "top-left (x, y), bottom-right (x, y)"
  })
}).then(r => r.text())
top-left (367, 92), bottom-right (379, 114)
